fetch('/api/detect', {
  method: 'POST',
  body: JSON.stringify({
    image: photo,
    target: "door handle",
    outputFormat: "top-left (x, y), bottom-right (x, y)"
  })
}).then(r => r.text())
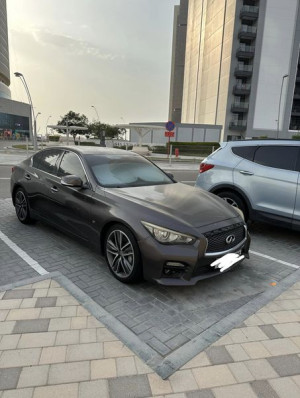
top-left (239, 170), bottom-right (254, 176)
top-left (24, 173), bottom-right (31, 180)
top-left (51, 186), bottom-right (58, 193)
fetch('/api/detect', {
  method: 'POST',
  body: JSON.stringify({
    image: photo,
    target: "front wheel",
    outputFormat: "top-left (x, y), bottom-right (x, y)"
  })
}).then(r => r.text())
top-left (217, 191), bottom-right (248, 221)
top-left (104, 224), bottom-right (143, 283)
top-left (14, 188), bottom-right (35, 224)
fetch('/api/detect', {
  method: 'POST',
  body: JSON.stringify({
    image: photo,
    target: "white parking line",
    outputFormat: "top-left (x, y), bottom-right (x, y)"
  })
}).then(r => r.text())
top-left (250, 250), bottom-right (299, 269)
top-left (0, 230), bottom-right (49, 275)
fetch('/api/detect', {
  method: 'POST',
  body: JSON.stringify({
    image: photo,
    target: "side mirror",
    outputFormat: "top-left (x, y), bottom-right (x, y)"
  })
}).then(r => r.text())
top-left (166, 172), bottom-right (176, 181)
top-left (61, 175), bottom-right (83, 187)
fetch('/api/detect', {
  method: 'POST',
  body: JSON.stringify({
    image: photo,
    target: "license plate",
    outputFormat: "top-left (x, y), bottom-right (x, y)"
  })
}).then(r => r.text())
top-left (210, 253), bottom-right (245, 273)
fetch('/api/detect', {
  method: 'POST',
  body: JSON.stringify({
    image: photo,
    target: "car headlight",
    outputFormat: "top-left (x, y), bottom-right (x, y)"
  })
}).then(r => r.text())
top-left (234, 207), bottom-right (245, 221)
top-left (141, 221), bottom-right (196, 244)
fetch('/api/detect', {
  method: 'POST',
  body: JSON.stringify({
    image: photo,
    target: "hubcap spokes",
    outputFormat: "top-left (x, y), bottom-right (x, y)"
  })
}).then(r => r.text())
top-left (106, 230), bottom-right (134, 278)
top-left (15, 191), bottom-right (27, 221)
top-left (223, 197), bottom-right (238, 208)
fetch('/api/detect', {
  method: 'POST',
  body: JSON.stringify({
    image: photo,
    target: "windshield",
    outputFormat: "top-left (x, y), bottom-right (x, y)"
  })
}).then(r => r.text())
top-left (85, 154), bottom-right (174, 188)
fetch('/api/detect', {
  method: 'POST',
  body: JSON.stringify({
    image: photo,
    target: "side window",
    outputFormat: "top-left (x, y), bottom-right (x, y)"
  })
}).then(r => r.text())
top-left (57, 152), bottom-right (87, 183)
top-left (254, 146), bottom-right (299, 171)
top-left (32, 150), bottom-right (61, 174)
top-left (232, 146), bottom-right (257, 161)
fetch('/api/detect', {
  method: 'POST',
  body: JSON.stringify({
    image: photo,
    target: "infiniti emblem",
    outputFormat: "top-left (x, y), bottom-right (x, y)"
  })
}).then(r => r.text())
top-left (226, 234), bottom-right (236, 245)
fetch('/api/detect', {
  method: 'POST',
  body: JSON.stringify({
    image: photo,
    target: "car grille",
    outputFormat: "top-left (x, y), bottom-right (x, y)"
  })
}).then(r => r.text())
top-left (204, 222), bottom-right (246, 254)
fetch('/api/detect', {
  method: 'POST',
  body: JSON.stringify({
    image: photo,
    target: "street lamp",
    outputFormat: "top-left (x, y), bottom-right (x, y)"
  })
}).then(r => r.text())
top-left (91, 105), bottom-right (105, 146)
top-left (91, 105), bottom-right (99, 121)
top-left (14, 72), bottom-right (38, 150)
top-left (46, 115), bottom-right (52, 136)
top-left (277, 74), bottom-right (289, 138)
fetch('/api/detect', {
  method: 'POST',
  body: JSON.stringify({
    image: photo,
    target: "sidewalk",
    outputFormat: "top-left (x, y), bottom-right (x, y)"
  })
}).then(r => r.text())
top-left (0, 273), bottom-right (299, 397)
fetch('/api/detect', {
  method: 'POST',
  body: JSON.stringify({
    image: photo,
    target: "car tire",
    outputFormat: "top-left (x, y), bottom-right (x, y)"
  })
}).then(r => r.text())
top-left (217, 191), bottom-right (248, 221)
top-left (104, 224), bottom-right (143, 283)
top-left (14, 188), bottom-right (35, 225)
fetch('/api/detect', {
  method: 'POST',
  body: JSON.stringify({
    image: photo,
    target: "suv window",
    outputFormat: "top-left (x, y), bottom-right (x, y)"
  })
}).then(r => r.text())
top-left (254, 146), bottom-right (298, 171)
top-left (232, 146), bottom-right (257, 161)
top-left (32, 149), bottom-right (61, 174)
top-left (58, 152), bottom-right (87, 183)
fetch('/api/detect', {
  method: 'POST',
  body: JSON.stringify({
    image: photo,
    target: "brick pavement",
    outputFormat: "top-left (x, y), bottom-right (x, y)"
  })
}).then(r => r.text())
top-left (0, 275), bottom-right (299, 397)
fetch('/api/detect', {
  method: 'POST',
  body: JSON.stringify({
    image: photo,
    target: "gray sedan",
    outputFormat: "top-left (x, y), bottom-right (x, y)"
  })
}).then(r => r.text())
top-left (11, 146), bottom-right (250, 285)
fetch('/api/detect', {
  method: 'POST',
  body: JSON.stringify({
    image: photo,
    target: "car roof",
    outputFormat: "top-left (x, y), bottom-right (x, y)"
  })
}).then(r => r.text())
top-left (223, 139), bottom-right (300, 147)
top-left (43, 146), bottom-right (141, 157)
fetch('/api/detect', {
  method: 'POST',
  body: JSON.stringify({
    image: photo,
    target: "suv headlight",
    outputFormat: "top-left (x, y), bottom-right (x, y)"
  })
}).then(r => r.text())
top-left (141, 221), bottom-right (196, 244)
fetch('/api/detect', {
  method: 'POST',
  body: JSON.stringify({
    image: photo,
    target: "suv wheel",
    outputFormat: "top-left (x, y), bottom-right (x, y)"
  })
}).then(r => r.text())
top-left (14, 188), bottom-right (35, 224)
top-left (217, 191), bottom-right (248, 220)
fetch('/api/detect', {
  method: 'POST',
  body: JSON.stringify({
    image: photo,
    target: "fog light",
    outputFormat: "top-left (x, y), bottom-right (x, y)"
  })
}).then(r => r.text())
top-left (163, 262), bottom-right (187, 278)
top-left (166, 262), bottom-right (185, 267)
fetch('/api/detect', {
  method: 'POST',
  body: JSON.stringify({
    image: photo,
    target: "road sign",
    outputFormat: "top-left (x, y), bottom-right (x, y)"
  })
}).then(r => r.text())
top-left (165, 131), bottom-right (174, 137)
top-left (165, 121), bottom-right (175, 132)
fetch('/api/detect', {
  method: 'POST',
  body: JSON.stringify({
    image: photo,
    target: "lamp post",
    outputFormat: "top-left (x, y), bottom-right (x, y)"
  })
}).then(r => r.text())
top-left (277, 74), bottom-right (289, 138)
top-left (91, 105), bottom-right (105, 146)
top-left (14, 72), bottom-right (38, 150)
top-left (91, 105), bottom-right (99, 121)
top-left (46, 115), bottom-right (52, 137)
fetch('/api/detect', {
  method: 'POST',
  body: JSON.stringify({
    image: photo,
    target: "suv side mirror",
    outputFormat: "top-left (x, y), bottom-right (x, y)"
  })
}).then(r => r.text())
top-left (61, 175), bottom-right (83, 187)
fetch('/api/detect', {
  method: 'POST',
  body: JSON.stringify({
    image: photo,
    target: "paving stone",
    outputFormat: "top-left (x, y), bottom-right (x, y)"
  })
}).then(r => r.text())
top-left (17, 365), bottom-right (49, 388)
top-left (3, 289), bottom-right (34, 300)
top-left (18, 331), bottom-right (56, 348)
top-left (213, 383), bottom-right (258, 398)
top-left (241, 341), bottom-right (271, 359)
top-left (48, 317), bottom-right (71, 331)
top-left (35, 297), bottom-right (57, 308)
top-left (71, 316), bottom-right (87, 329)
top-left (33, 383), bottom-right (78, 398)
top-left (0, 367), bottom-right (22, 390)
top-left (267, 354), bottom-right (300, 377)
top-left (259, 325), bottom-right (283, 339)
top-left (0, 348), bottom-right (41, 368)
top-left (147, 372), bottom-right (172, 395)
top-left (182, 352), bottom-right (211, 369)
top-left (134, 357), bottom-right (152, 375)
top-left (225, 343), bottom-right (250, 361)
top-left (80, 328), bottom-right (97, 343)
top-left (0, 334), bottom-right (20, 350)
top-left (273, 322), bottom-right (300, 337)
top-left (13, 319), bottom-right (50, 334)
top-left (116, 357), bottom-right (137, 377)
top-left (61, 305), bottom-right (77, 317)
top-left (66, 342), bottom-right (103, 362)
top-left (91, 358), bottom-right (117, 379)
top-left (251, 380), bottom-right (280, 398)
top-left (192, 364), bottom-right (236, 389)
top-left (0, 321), bottom-right (16, 335)
top-left (6, 308), bottom-right (41, 321)
top-left (186, 390), bottom-right (215, 398)
top-left (20, 298), bottom-right (38, 309)
top-left (271, 311), bottom-right (300, 323)
top-left (228, 362), bottom-right (255, 383)
top-left (269, 377), bottom-right (300, 398)
top-left (262, 338), bottom-right (299, 356)
top-left (39, 346), bottom-right (67, 364)
top-left (169, 369), bottom-right (199, 393)
top-left (48, 361), bottom-right (90, 384)
top-left (79, 379), bottom-right (109, 398)
top-left (245, 359), bottom-right (279, 380)
top-left (205, 346), bottom-right (234, 365)
top-left (55, 330), bottom-right (80, 345)
top-left (108, 375), bottom-right (151, 398)
top-left (39, 307), bottom-right (61, 318)
top-left (104, 341), bottom-right (133, 358)
top-left (1, 388), bottom-right (34, 397)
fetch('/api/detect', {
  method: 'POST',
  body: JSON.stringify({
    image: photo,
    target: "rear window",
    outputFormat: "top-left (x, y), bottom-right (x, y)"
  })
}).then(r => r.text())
top-left (232, 146), bottom-right (257, 161)
top-left (254, 146), bottom-right (299, 171)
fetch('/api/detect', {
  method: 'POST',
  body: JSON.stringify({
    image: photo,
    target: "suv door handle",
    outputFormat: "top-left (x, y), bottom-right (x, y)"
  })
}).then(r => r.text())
top-left (239, 170), bottom-right (254, 175)
top-left (51, 186), bottom-right (58, 193)
top-left (24, 173), bottom-right (31, 180)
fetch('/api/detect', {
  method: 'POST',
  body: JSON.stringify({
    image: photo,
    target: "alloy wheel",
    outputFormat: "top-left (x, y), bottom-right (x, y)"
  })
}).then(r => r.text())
top-left (106, 229), bottom-right (135, 278)
top-left (15, 190), bottom-right (28, 221)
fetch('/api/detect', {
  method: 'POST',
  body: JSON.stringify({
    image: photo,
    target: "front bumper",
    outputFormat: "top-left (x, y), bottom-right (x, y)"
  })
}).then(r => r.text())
top-left (139, 231), bottom-right (251, 286)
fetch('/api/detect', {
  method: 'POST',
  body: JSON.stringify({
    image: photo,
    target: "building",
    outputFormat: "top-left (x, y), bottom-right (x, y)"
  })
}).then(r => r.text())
top-left (168, 0), bottom-right (189, 124)
top-left (0, 0), bottom-right (31, 140)
top-left (171, 0), bottom-right (300, 140)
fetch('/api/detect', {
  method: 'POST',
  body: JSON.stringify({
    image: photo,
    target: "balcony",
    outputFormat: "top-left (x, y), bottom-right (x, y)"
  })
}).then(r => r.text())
top-left (236, 44), bottom-right (255, 59)
top-left (238, 25), bottom-right (257, 39)
top-left (233, 83), bottom-right (251, 95)
top-left (234, 64), bottom-right (253, 78)
top-left (229, 120), bottom-right (247, 131)
top-left (240, 5), bottom-right (259, 21)
top-left (231, 101), bottom-right (249, 113)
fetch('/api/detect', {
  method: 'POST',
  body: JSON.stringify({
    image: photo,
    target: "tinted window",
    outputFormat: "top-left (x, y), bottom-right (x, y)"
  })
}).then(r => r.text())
top-left (254, 146), bottom-right (299, 171)
top-left (232, 146), bottom-right (257, 161)
top-left (32, 149), bottom-right (61, 174)
top-left (58, 152), bottom-right (87, 183)
top-left (85, 154), bottom-right (173, 188)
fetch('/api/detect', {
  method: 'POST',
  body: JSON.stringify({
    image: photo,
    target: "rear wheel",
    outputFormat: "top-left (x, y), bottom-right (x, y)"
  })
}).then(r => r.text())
top-left (217, 191), bottom-right (248, 221)
top-left (104, 224), bottom-right (143, 283)
top-left (14, 188), bottom-right (35, 224)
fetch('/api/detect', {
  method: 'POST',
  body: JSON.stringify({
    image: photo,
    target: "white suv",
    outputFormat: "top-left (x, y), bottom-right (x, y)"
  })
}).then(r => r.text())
top-left (195, 140), bottom-right (300, 231)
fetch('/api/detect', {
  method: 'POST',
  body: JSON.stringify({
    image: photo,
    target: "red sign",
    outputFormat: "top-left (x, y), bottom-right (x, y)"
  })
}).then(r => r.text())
top-left (165, 131), bottom-right (174, 137)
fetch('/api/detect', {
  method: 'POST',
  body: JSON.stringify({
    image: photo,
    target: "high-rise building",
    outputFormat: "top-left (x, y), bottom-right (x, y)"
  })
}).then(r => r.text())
top-left (170, 0), bottom-right (300, 140)
top-left (0, 0), bottom-right (31, 140)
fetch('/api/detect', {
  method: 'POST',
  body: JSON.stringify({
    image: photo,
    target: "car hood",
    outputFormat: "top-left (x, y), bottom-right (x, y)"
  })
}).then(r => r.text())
top-left (105, 182), bottom-right (240, 228)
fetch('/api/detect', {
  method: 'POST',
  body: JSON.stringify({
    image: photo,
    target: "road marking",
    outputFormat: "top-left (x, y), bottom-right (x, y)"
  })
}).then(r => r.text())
top-left (250, 250), bottom-right (299, 269)
top-left (0, 230), bottom-right (49, 275)
top-left (0, 178), bottom-right (10, 180)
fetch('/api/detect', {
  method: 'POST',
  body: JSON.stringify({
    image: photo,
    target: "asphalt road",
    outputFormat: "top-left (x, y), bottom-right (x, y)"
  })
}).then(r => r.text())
top-left (0, 165), bottom-right (199, 199)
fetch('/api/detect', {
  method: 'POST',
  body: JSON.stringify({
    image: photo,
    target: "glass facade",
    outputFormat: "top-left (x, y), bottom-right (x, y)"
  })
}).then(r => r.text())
top-left (0, 111), bottom-right (30, 139)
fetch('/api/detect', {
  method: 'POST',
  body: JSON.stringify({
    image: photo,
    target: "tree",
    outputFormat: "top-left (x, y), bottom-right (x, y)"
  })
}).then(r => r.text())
top-left (56, 111), bottom-right (89, 141)
top-left (88, 122), bottom-right (121, 140)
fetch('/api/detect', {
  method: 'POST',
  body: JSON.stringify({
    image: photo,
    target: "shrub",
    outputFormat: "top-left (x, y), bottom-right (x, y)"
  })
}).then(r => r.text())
top-left (48, 135), bottom-right (60, 142)
top-left (292, 134), bottom-right (300, 140)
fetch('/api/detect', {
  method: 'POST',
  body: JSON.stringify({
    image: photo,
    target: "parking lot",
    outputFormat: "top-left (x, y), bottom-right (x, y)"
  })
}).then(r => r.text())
top-left (0, 153), bottom-right (299, 376)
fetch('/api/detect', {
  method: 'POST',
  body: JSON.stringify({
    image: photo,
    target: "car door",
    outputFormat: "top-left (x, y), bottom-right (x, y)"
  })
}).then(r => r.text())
top-left (51, 150), bottom-right (96, 241)
top-left (233, 145), bottom-right (299, 224)
top-left (292, 149), bottom-right (300, 230)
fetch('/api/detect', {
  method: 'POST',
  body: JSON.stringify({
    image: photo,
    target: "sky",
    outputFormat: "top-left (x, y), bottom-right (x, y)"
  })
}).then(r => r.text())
top-left (7, 0), bottom-right (179, 133)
